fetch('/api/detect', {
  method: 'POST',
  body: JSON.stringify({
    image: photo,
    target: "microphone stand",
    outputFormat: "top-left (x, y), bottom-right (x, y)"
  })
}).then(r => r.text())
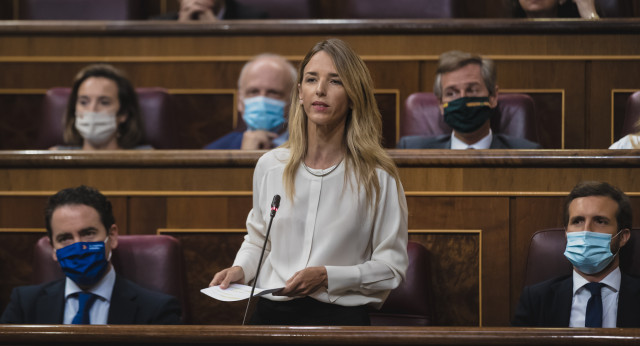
top-left (242, 195), bottom-right (280, 325)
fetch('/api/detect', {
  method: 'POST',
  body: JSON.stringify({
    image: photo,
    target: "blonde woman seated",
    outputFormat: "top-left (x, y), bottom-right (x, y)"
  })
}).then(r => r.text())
top-left (52, 64), bottom-right (151, 150)
top-left (610, 123), bottom-right (640, 149)
top-left (210, 38), bottom-right (408, 326)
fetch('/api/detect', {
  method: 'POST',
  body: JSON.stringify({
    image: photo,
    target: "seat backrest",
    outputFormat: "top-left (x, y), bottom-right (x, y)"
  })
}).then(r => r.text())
top-left (620, 91), bottom-right (640, 138)
top-left (33, 87), bottom-right (68, 149)
top-left (34, 87), bottom-right (178, 149)
top-left (524, 228), bottom-right (640, 287)
top-left (401, 92), bottom-right (539, 144)
top-left (341, 0), bottom-right (462, 18)
top-left (234, 0), bottom-right (315, 18)
top-left (135, 87), bottom-right (179, 149)
top-left (369, 241), bottom-right (434, 326)
top-left (595, 0), bottom-right (635, 17)
top-left (523, 229), bottom-right (573, 287)
top-left (32, 235), bottom-right (189, 322)
top-left (19, 0), bottom-right (146, 20)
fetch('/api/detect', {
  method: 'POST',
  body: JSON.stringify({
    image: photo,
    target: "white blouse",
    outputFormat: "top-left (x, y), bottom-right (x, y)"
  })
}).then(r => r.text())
top-left (609, 134), bottom-right (640, 149)
top-left (233, 148), bottom-right (408, 308)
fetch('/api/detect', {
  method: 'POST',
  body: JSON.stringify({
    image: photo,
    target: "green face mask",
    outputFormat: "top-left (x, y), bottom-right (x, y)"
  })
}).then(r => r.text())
top-left (443, 96), bottom-right (494, 133)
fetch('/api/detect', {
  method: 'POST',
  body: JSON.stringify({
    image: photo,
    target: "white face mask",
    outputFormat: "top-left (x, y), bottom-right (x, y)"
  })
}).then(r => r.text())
top-left (75, 111), bottom-right (118, 148)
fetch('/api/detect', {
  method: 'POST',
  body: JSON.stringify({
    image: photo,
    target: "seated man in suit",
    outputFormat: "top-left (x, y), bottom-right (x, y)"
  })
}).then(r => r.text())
top-left (0, 185), bottom-right (181, 324)
top-left (398, 50), bottom-right (541, 149)
top-left (204, 53), bottom-right (297, 149)
top-left (513, 181), bottom-right (640, 327)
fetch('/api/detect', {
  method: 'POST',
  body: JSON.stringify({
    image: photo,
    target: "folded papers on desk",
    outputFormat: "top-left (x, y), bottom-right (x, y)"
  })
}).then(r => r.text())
top-left (201, 284), bottom-right (283, 302)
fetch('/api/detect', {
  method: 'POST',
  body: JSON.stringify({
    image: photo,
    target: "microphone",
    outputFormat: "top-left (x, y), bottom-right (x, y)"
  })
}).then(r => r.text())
top-left (242, 194), bottom-right (280, 325)
top-left (270, 195), bottom-right (280, 217)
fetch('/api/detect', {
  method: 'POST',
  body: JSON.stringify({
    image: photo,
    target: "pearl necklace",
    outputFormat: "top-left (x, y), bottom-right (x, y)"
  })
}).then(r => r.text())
top-left (302, 159), bottom-right (343, 177)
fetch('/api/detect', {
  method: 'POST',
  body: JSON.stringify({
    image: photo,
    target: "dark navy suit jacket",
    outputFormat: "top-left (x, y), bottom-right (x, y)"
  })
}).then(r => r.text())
top-left (204, 131), bottom-right (244, 149)
top-left (397, 133), bottom-right (542, 149)
top-left (0, 274), bottom-right (181, 324)
top-left (512, 272), bottom-right (640, 327)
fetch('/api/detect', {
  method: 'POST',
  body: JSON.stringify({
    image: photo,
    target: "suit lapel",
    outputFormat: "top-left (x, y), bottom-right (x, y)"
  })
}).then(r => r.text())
top-left (617, 273), bottom-right (640, 327)
top-left (489, 135), bottom-right (508, 149)
top-left (443, 137), bottom-right (453, 149)
top-left (107, 275), bottom-right (138, 324)
top-left (34, 280), bottom-right (65, 324)
top-left (550, 277), bottom-right (573, 327)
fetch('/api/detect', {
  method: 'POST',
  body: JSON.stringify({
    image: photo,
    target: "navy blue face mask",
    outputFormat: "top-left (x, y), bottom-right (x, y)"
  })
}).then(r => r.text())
top-left (56, 238), bottom-right (110, 287)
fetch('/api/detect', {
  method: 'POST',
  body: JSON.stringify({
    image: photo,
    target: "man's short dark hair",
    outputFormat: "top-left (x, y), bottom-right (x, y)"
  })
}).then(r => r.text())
top-left (45, 185), bottom-right (115, 240)
top-left (564, 181), bottom-right (632, 230)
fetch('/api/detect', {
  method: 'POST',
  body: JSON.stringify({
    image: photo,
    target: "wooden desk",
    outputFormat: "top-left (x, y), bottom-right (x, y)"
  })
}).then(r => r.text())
top-left (0, 150), bottom-right (639, 326)
top-left (1, 20), bottom-right (640, 149)
top-left (1, 325), bottom-right (640, 345)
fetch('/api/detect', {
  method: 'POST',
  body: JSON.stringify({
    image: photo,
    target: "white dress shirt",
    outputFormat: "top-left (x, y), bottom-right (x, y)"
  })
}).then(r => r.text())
top-left (569, 267), bottom-right (621, 328)
top-left (63, 266), bottom-right (116, 324)
top-left (450, 129), bottom-right (493, 149)
top-left (233, 148), bottom-right (409, 308)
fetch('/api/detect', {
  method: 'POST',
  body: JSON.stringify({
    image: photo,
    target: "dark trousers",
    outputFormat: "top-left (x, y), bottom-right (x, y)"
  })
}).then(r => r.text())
top-left (249, 297), bottom-right (371, 326)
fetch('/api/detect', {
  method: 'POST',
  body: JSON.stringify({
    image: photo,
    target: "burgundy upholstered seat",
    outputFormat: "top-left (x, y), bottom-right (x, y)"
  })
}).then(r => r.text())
top-left (19, 0), bottom-right (147, 20)
top-left (401, 92), bottom-right (539, 144)
top-left (234, 0), bottom-right (315, 18)
top-left (34, 87), bottom-right (176, 149)
top-left (523, 228), bottom-right (640, 287)
top-left (341, 0), bottom-right (462, 18)
top-left (32, 235), bottom-right (189, 322)
top-left (369, 241), bottom-right (434, 326)
top-left (620, 91), bottom-right (640, 138)
top-left (595, 0), bottom-right (635, 17)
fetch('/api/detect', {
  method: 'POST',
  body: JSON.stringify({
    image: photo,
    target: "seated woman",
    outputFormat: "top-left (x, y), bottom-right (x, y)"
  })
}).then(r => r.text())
top-left (508, 0), bottom-right (599, 19)
top-left (610, 121), bottom-right (640, 149)
top-left (210, 38), bottom-right (408, 326)
top-left (52, 64), bottom-right (151, 150)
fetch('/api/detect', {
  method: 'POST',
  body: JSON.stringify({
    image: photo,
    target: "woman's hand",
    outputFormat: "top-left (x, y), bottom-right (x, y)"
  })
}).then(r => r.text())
top-left (209, 266), bottom-right (245, 289)
top-left (275, 266), bottom-right (328, 297)
top-left (573, 0), bottom-right (599, 19)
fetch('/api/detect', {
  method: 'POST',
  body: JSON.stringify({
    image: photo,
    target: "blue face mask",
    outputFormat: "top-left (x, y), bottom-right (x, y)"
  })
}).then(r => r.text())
top-left (242, 96), bottom-right (286, 131)
top-left (56, 238), bottom-right (110, 287)
top-left (564, 231), bottom-right (621, 275)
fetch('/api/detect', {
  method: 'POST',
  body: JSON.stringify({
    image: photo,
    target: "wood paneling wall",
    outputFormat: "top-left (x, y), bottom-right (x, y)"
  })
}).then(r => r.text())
top-left (1, 150), bottom-right (639, 326)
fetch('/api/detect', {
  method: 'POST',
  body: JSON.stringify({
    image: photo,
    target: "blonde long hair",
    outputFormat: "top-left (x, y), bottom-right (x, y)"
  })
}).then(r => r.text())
top-left (283, 38), bottom-right (400, 209)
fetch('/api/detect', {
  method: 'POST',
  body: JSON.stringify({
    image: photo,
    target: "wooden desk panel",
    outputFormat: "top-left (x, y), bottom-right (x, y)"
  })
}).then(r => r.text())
top-left (1, 325), bottom-right (640, 345)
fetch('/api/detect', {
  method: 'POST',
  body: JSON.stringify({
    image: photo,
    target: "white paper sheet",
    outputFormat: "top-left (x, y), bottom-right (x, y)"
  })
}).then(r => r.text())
top-left (200, 283), bottom-right (283, 302)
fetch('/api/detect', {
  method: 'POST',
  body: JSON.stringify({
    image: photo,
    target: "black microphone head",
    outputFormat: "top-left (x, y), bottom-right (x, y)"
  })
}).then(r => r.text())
top-left (270, 195), bottom-right (281, 217)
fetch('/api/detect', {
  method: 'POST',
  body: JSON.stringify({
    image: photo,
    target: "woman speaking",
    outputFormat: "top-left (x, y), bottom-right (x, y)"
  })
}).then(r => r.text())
top-left (210, 38), bottom-right (408, 326)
